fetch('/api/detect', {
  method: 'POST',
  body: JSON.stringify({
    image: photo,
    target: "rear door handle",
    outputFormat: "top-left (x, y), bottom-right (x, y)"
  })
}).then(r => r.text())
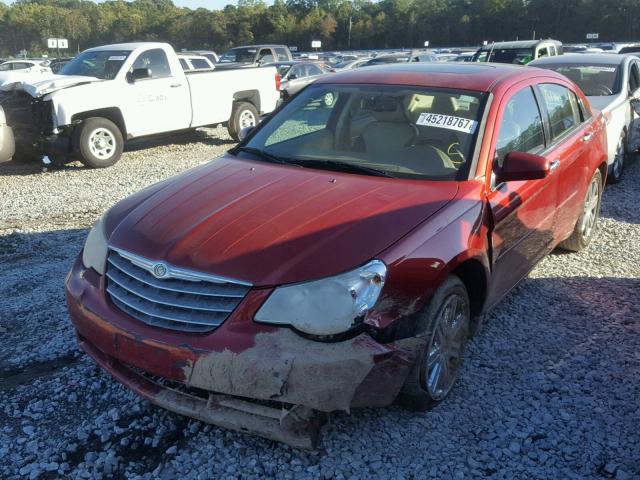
top-left (582, 132), bottom-right (594, 142)
top-left (549, 159), bottom-right (560, 171)
top-left (170, 83), bottom-right (182, 88)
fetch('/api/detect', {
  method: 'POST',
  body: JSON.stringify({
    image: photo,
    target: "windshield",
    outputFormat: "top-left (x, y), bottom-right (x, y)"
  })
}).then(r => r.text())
top-left (59, 50), bottom-right (130, 79)
top-left (240, 84), bottom-right (486, 181)
top-left (219, 47), bottom-right (256, 63)
top-left (473, 47), bottom-right (534, 64)
top-left (539, 64), bottom-right (621, 96)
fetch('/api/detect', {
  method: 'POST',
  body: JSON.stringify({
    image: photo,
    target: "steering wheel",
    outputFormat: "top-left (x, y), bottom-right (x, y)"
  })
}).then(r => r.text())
top-left (591, 84), bottom-right (613, 96)
top-left (447, 142), bottom-right (466, 165)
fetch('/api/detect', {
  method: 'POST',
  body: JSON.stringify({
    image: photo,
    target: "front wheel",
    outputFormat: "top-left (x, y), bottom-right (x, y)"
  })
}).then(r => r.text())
top-left (558, 169), bottom-right (602, 252)
top-left (399, 276), bottom-right (470, 411)
top-left (75, 117), bottom-right (123, 168)
top-left (228, 102), bottom-right (259, 142)
top-left (607, 131), bottom-right (628, 184)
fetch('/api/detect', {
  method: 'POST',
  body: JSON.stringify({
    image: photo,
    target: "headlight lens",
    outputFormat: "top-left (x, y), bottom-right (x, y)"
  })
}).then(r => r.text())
top-left (82, 215), bottom-right (108, 275)
top-left (255, 260), bottom-right (386, 336)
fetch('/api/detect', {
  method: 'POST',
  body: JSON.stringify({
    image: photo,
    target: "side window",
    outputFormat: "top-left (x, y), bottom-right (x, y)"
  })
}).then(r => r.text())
top-left (289, 65), bottom-right (304, 78)
top-left (537, 47), bottom-right (549, 58)
top-left (258, 49), bottom-right (274, 64)
top-left (539, 84), bottom-right (580, 141)
top-left (0, 64), bottom-right (11, 71)
top-left (131, 48), bottom-right (171, 79)
top-left (495, 87), bottom-right (545, 165)
top-left (549, 45), bottom-right (557, 56)
top-left (191, 58), bottom-right (210, 69)
top-left (575, 92), bottom-right (592, 121)
top-left (629, 63), bottom-right (640, 93)
top-left (179, 58), bottom-right (189, 71)
top-left (307, 64), bottom-right (323, 76)
top-left (275, 47), bottom-right (289, 61)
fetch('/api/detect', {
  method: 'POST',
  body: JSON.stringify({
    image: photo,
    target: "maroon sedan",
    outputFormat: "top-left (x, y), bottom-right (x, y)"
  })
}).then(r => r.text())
top-left (66, 63), bottom-right (607, 448)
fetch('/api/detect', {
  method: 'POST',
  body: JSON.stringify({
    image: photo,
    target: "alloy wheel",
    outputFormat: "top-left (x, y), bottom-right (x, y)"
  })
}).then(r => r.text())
top-left (424, 293), bottom-right (469, 401)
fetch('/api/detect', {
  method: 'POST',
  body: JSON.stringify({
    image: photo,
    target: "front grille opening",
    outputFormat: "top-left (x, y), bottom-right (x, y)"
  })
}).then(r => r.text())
top-left (105, 249), bottom-right (251, 333)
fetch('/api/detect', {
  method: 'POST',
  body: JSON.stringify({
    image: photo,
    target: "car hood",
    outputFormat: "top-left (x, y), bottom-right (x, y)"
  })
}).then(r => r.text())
top-left (586, 94), bottom-right (618, 112)
top-left (0, 74), bottom-right (100, 97)
top-left (108, 155), bottom-right (459, 286)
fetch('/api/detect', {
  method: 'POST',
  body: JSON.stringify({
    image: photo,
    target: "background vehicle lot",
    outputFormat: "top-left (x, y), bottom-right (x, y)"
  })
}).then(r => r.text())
top-left (1, 128), bottom-right (639, 479)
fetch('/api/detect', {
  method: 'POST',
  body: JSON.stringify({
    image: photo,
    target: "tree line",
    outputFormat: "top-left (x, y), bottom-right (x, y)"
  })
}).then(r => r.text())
top-left (0, 0), bottom-right (638, 58)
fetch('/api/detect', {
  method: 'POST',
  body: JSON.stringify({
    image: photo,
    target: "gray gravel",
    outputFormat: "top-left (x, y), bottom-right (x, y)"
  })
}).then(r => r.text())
top-left (1, 133), bottom-right (639, 479)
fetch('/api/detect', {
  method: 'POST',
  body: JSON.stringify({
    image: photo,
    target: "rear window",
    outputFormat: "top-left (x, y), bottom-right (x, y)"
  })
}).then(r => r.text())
top-left (244, 84), bottom-right (487, 181)
top-left (219, 47), bottom-right (256, 63)
top-left (190, 58), bottom-right (211, 69)
top-left (474, 47), bottom-right (534, 65)
top-left (536, 64), bottom-right (621, 96)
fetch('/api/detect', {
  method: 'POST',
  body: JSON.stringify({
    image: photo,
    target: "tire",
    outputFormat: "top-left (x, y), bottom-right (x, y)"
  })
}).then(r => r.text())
top-left (398, 275), bottom-right (471, 411)
top-left (75, 117), bottom-right (123, 168)
top-left (607, 130), bottom-right (628, 184)
top-left (558, 169), bottom-right (602, 252)
top-left (228, 102), bottom-right (259, 142)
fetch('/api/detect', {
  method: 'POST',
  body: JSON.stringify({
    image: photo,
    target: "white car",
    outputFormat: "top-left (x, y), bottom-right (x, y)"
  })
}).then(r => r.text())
top-left (0, 59), bottom-right (53, 88)
top-left (0, 42), bottom-right (280, 167)
top-left (531, 54), bottom-right (640, 183)
top-left (177, 54), bottom-right (215, 71)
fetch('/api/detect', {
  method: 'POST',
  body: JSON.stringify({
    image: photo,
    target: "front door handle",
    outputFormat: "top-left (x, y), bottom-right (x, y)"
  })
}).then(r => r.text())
top-left (170, 83), bottom-right (182, 88)
top-left (549, 159), bottom-right (560, 171)
top-left (582, 132), bottom-right (594, 142)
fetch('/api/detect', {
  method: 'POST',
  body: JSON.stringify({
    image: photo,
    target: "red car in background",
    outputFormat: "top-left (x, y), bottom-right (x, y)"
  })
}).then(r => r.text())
top-left (66, 63), bottom-right (607, 448)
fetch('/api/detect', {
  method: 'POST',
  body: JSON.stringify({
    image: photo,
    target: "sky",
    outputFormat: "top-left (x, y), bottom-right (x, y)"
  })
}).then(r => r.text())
top-left (4, 0), bottom-right (243, 9)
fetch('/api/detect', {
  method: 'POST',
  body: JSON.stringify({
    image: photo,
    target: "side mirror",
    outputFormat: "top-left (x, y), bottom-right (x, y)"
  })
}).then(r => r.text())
top-left (497, 151), bottom-right (551, 183)
top-left (127, 68), bottom-right (151, 83)
top-left (631, 87), bottom-right (640, 100)
top-left (238, 126), bottom-right (255, 141)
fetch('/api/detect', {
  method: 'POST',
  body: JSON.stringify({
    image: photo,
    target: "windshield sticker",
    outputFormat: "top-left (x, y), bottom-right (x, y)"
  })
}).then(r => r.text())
top-left (587, 67), bottom-right (616, 72)
top-left (108, 56), bottom-right (127, 61)
top-left (416, 113), bottom-right (478, 134)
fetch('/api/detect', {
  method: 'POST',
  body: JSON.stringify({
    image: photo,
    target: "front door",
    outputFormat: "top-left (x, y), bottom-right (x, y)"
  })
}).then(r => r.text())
top-left (123, 48), bottom-right (191, 137)
top-left (485, 84), bottom-right (559, 306)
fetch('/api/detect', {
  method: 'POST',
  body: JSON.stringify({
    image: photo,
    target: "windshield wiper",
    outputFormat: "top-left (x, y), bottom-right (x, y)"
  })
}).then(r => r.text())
top-left (234, 146), bottom-right (294, 165)
top-left (288, 159), bottom-right (396, 178)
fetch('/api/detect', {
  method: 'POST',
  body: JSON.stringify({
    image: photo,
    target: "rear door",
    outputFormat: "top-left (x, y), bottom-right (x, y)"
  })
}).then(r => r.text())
top-left (536, 83), bottom-right (593, 241)
top-left (485, 84), bottom-right (559, 305)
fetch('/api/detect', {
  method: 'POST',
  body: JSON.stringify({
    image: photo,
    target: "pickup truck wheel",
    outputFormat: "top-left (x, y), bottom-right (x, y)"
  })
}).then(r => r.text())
top-left (228, 102), bottom-right (258, 141)
top-left (558, 169), bottom-right (602, 252)
top-left (76, 117), bottom-right (123, 168)
top-left (398, 276), bottom-right (470, 412)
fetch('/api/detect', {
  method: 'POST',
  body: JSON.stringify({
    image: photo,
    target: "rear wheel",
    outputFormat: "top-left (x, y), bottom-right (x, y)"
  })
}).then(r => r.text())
top-left (608, 131), bottom-right (628, 184)
top-left (228, 102), bottom-right (258, 142)
top-left (399, 276), bottom-right (470, 411)
top-left (558, 169), bottom-right (602, 252)
top-left (75, 117), bottom-right (123, 168)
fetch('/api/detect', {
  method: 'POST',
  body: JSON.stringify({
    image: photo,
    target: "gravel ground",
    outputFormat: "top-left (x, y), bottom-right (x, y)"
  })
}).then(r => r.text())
top-left (0, 132), bottom-right (639, 480)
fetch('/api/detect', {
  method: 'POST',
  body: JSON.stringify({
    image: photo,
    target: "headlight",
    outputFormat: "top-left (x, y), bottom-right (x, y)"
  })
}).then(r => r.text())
top-left (82, 215), bottom-right (108, 275)
top-left (255, 260), bottom-right (386, 336)
top-left (0, 106), bottom-right (6, 125)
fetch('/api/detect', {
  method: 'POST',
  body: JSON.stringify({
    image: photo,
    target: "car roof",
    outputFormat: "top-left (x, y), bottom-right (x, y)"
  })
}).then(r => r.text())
top-left (314, 62), bottom-right (560, 92)
top-left (479, 39), bottom-right (561, 50)
top-left (530, 53), bottom-right (631, 66)
top-left (86, 42), bottom-right (168, 52)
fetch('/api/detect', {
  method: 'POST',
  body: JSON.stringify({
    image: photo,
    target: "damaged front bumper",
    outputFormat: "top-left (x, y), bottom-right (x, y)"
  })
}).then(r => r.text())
top-left (65, 256), bottom-right (421, 448)
top-left (0, 122), bottom-right (15, 163)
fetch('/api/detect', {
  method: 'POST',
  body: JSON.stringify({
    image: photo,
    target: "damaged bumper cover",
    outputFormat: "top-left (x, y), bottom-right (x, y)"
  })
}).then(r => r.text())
top-left (65, 256), bottom-right (421, 447)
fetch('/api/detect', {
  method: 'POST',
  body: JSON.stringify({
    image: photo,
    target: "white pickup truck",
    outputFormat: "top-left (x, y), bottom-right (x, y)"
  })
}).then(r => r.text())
top-left (0, 42), bottom-right (280, 167)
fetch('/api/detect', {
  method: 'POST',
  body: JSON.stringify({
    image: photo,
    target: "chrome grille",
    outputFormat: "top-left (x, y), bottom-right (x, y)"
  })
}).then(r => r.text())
top-left (106, 248), bottom-right (251, 332)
